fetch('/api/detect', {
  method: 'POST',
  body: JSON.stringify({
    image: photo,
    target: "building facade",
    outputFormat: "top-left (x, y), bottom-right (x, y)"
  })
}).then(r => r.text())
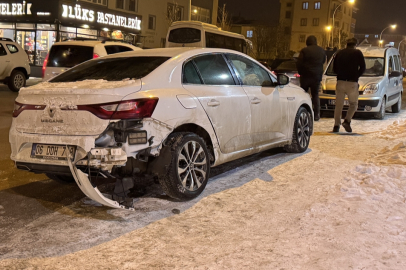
top-left (0, 0), bottom-right (217, 75)
top-left (279, 0), bottom-right (356, 53)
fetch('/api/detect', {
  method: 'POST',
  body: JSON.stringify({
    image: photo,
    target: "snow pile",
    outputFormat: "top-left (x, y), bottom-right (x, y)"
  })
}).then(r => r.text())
top-left (376, 120), bottom-right (406, 140)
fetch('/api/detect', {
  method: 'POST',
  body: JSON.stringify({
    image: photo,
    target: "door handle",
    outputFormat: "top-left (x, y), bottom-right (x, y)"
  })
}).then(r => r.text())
top-left (251, 97), bottom-right (261, 104)
top-left (207, 99), bottom-right (220, 107)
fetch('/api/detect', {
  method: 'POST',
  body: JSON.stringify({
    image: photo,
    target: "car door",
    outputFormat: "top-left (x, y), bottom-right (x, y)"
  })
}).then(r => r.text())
top-left (387, 54), bottom-right (399, 101)
top-left (182, 53), bottom-right (252, 154)
top-left (225, 53), bottom-right (289, 147)
top-left (0, 43), bottom-right (11, 78)
top-left (392, 55), bottom-right (403, 100)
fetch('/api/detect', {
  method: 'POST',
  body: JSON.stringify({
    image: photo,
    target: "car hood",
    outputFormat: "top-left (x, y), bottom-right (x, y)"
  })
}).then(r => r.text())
top-left (322, 76), bottom-right (384, 90)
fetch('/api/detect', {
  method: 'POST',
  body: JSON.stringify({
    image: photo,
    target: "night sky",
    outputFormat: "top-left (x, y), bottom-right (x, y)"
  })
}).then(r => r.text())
top-left (219, 0), bottom-right (406, 34)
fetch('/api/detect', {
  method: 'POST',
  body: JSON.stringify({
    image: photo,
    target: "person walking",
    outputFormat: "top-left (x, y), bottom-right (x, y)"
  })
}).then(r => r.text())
top-left (332, 38), bottom-right (366, 133)
top-left (297, 35), bottom-right (327, 121)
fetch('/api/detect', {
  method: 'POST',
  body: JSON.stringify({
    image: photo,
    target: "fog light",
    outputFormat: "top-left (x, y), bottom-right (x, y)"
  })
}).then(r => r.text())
top-left (365, 106), bottom-right (372, 111)
top-left (128, 131), bottom-right (147, 145)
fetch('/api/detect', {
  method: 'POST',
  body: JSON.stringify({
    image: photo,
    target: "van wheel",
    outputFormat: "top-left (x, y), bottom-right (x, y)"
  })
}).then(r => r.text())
top-left (158, 132), bottom-right (210, 201)
top-left (391, 95), bottom-right (402, 113)
top-left (8, 70), bottom-right (26, 92)
top-left (46, 174), bottom-right (75, 184)
top-left (284, 107), bottom-right (312, 153)
top-left (375, 98), bottom-right (386, 119)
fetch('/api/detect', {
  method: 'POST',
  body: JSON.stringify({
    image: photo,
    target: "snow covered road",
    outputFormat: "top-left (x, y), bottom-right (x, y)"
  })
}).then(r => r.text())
top-left (1, 80), bottom-right (406, 269)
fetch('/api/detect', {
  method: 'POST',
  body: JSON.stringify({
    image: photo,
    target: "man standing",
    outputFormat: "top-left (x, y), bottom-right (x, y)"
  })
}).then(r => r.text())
top-left (332, 38), bottom-right (366, 133)
top-left (297, 35), bottom-right (327, 121)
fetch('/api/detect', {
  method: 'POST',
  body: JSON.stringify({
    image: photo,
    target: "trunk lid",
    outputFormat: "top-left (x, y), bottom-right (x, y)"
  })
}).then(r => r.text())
top-left (14, 80), bottom-right (142, 136)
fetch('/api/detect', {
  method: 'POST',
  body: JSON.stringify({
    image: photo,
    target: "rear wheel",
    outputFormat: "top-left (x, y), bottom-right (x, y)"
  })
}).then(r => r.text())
top-left (8, 70), bottom-right (26, 92)
top-left (391, 95), bottom-right (402, 113)
top-left (375, 98), bottom-right (386, 119)
top-left (158, 132), bottom-right (210, 201)
top-left (46, 174), bottom-right (75, 184)
top-left (284, 107), bottom-right (312, 153)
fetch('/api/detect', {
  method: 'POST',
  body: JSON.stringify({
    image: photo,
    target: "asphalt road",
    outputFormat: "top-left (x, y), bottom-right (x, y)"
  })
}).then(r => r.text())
top-left (0, 79), bottom-right (405, 259)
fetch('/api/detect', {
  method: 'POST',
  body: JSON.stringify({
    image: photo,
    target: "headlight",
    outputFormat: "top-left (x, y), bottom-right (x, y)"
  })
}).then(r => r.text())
top-left (363, 83), bottom-right (379, 95)
top-left (319, 84), bottom-right (324, 93)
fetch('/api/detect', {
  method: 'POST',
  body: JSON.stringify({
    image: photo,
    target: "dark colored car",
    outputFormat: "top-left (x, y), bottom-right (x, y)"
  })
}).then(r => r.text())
top-left (271, 59), bottom-right (300, 86)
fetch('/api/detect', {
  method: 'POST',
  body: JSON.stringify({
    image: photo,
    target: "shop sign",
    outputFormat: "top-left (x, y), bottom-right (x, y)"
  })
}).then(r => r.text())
top-left (62, 4), bottom-right (141, 31)
top-left (0, 2), bottom-right (32, 16)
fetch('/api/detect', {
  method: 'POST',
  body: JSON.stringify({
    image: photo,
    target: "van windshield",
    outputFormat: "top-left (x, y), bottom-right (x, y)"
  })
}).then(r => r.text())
top-left (168, 28), bottom-right (201, 43)
top-left (326, 57), bottom-right (385, 77)
top-left (50, 57), bottom-right (170, 82)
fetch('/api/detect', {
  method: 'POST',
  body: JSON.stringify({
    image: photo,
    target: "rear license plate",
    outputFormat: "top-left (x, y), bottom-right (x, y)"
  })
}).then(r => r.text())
top-left (329, 100), bottom-right (350, 106)
top-left (31, 144), bottom-right (76, 160)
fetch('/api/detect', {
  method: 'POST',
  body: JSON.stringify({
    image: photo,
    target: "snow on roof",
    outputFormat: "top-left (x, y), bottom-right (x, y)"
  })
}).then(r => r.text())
top-left (357, 46), bottom-right (396, 57)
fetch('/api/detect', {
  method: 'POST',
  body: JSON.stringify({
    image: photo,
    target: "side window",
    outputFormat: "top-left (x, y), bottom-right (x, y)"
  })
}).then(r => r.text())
top-left (389, 56), bottom-right (393, 73)
top-left (193, 54), bottom-right (235, 85)
top-left (105, 45), bottom-right (120, 55)
top-left (0, 44), bottom-right (7, 56)
top-left (183, 60), bottom-right (203, 84)
top-left (393, 55), bottom-right (401, 72)
top-left (118, 46), bottom-right (134, 53)
top-left (226, 54), bottom-right (273, 87)
top-left (6, 44), bottom-right (19, 54)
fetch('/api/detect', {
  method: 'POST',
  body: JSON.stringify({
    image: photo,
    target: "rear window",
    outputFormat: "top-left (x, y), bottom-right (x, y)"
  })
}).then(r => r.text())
top-left (50, 57), bottom-right (170, 82)
top-left (168, 28), bottom-right (201, 43)
top-left (275, 60), bottom-right (297, 71)
top-left (47, 45), bottom-right (94, 68)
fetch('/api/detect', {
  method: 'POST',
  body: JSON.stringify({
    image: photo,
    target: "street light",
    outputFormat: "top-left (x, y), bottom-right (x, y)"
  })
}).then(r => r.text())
top-left (398, 39), bottom-right (405, 51)
top-left (379, 24), bottom-right (397, 47)
top-left (331, 0), bottom-right (355, 48)
top-left (326, 26), bottom-right (332, 48)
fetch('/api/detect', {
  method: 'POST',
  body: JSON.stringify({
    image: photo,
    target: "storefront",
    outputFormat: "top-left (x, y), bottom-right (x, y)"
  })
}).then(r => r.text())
top-left (0, 0), bottom-right (142, 76)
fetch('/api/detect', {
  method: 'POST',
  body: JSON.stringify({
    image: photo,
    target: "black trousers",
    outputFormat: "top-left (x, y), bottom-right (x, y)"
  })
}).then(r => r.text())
top-left (300, 77), bottom-right (321, 117)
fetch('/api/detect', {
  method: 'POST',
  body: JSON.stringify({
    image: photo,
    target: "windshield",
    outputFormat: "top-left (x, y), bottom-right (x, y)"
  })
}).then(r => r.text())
top-left (326, 57), bottom-right (385, 77)
top-left (275, 60), bottom-right (297, 71)
top-left (168, 28), bottom-right (201, 43)
top-left (50, 57), bottom-right (170, 82)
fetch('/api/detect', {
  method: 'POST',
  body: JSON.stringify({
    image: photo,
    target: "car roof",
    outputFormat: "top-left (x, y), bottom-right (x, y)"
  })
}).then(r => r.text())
top-left (357, 46), bottom-right (398, 57)
top-left (51, 40), bottom-right (136, 47)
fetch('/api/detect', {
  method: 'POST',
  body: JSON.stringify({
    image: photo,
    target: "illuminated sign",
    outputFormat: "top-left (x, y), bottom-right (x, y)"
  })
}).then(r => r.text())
top-left (0, 2), bottom-right (32, 15)
top-left (62, 4), bottom-right (141, 31)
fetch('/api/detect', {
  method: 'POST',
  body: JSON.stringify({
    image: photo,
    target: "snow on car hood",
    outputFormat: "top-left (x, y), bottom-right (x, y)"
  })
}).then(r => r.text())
top-left (322, 76), bottom-right (384, 91)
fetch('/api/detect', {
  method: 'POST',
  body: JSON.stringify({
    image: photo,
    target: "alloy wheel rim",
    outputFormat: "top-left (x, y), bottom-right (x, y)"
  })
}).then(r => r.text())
top-left (297, 112), bottom-right (310, 148)
top-left (177, 141), bottom-right (207, 192)
top-left (14, 74), bottom-right (24, 89)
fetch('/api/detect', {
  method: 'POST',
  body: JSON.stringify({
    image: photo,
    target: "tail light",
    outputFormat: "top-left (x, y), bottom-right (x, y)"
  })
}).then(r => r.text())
top-left (13, 102), bottom-right (46, 118)
top-left (294, 73), bottom-right (301, 78)
top-left (42, 53), bottom-right (49, 78)
top-left (271, 71), bottom-right (276, 76)
top-left (93, 53), bottom-right (100, 59)
top-left (74, 98), bottom-right (159, 120)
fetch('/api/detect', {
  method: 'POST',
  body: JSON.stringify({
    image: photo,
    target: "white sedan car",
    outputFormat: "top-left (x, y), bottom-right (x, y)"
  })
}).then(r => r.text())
top-left (10, 48), bottom-right (313, 210)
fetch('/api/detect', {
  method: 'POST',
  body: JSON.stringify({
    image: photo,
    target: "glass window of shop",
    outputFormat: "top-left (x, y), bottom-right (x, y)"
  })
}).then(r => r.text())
top-left (59, 26), bottom-right (98, 41)
top-left (35, 24), bottom-right (56, 66)
top-left (0, 23), bottom-right (15, 40)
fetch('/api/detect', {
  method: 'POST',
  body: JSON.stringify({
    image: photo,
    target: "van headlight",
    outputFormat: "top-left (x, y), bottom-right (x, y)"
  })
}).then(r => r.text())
top-left (363, 83), bottom-right (379, 95)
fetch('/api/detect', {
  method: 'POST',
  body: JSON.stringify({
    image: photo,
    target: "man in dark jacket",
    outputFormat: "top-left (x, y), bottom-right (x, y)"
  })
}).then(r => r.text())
top-left (297, 35), bottom-right (327, 121)
top-left (332, 38), bottom-right (366, 133)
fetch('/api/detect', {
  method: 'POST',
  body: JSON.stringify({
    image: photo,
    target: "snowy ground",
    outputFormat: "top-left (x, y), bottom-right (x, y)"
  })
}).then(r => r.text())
top-left (1, 81), bottom-right (406, 269)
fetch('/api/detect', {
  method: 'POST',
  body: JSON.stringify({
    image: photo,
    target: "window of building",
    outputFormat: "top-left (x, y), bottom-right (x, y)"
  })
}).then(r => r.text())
top-left (168, 3), bottom-right (184, 23)
top-left (302, 2), bottom-right (309, 9)
top-left (312, 18), bottom-right (319, 26)
top-left (365, 35), bottom-right (369, 38)
top-left (375, 35), bottom-right (379, 38)
top-left (335, 21), bottom-right (340, 27)
top-left (284, 27), bottom-right (291, 34)
top-left (129, 0), bottom-right (137, 12)
top-left (300, 18), bottom-right (307, 26)
top-left (285, 11), bottom-right (291, 19)
top-left (315, 2), bottom-right (321, 9)
top-left (299, 35), bottom-right (306, 43)
top-left (349, 8), bottom-right (352, 16)
top-left (148, 15), bottom-right (156, 30)
top-left (247, 30), bottom-right (253, 38)
top-left (116, 0), bottom-right (137, 11)
top-left (344, 7), bottom-right (347, 14)
top-left (191, 5), bottom-right (211, 23)
top-left (287, 3), bottom-right (292, 7)
top-left (116, 0), bottom-right (124, 9)
top-left (82, 0), bottom-right (107, 6)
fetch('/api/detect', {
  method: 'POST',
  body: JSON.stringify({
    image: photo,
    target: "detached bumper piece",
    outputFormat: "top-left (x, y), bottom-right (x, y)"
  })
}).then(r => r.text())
top-left (67, 150), bottom-right (135, 211)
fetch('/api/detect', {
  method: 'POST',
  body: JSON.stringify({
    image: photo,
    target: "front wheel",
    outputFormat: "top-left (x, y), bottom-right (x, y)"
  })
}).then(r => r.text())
top-left (391, 95), bottom-right (402, 113)
top-left (8, 70), bottom-right (26, 92)
top-left (284, 107), bottom-right (312, 153)
top-left (375, 98), bottom-right (386, 119)
top-left (158, 132), bottom-right (210, 201)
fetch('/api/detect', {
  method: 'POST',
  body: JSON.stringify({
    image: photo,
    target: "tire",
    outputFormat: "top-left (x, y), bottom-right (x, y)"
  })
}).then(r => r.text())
top-left (8, 70), bottom-right (26, 92)
top-left (158, 132), bottom-right (210, 201)
top-left (375, 98), bottom-right (386, 119)
top-left (46, 174), bottom-right (75, 184)
top-left (284, 107), bottom-right (312, 153)
top-left (391, 95), bottom-right (402, 113)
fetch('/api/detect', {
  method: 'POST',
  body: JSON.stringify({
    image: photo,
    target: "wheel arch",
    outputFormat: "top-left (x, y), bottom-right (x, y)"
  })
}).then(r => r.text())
top-left (13, 67), bottom-right (29, 79)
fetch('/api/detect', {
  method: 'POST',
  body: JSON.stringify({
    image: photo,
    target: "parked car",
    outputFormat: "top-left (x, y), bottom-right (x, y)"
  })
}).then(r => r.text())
top-left (10, 48), bottom-right (313, 210)
top-left (271, 58), bottom-right (300, 86)
top-left (42, 39), bottom-right (142, 81)
top-left (320, 46), bottom-right (403, 119)
top-left (0, 38), bottom-right (31, 92)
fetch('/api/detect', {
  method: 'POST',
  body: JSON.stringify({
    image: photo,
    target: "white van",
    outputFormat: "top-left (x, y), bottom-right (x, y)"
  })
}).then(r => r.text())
top-left (320, 45), bottom-right (403, 119)
top-left (166, 21), bottom-right (252, 54)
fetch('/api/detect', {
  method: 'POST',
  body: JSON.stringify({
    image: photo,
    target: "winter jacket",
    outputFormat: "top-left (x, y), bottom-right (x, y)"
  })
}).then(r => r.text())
top-left (333, 47), bottom-right (366, 82)
top-left (297, 36), bottom-right (327, 81)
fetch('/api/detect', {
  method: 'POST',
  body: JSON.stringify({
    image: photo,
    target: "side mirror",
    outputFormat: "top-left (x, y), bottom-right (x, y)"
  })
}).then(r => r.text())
top-left (277, 74), bottom-right (290, 86)
top-left (389, 71), bottom-right (402, 78)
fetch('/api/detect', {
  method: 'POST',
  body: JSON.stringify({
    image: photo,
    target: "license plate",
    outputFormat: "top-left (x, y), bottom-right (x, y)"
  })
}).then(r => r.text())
top-left (31, 144), bottom-right (76, 160)
top-left (329, 100), bottom-right (350, 106)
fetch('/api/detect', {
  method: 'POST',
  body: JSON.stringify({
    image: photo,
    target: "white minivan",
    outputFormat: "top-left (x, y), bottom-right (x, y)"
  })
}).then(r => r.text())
top-left (320, 45), bottom-right (403, 119)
